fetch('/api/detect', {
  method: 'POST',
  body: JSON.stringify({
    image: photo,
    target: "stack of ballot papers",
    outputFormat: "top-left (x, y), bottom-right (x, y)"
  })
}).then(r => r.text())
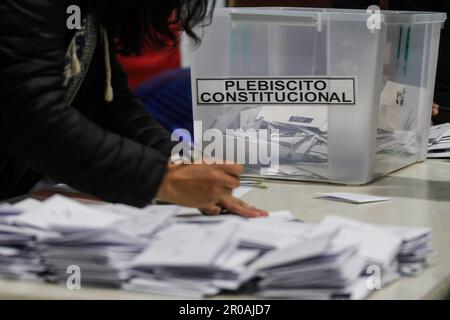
top-left (382, 225), bottom-right (433, 276)
top-left (0, 223), bottom-right (46, 281)
top-left (0, 195), bottom-right (434, 300)
top-left (126, 214), bottom-right (433, 299)
top-left (376, 129), bottom-right (418, 156)
top-left (1, 196), bottom-right (178, 286)
top-left (125, 212), bottom-right (307, 297)
top-left (428, 123), bottom-right (450, 158)
top-left (0, 200), bottom-right (57, 281)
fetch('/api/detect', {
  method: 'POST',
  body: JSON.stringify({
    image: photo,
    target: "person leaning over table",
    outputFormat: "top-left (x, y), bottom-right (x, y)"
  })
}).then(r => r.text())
top-left (0, 0), bottom-right (268, 218)
top-left (331, 0), bottom-right (450, 123)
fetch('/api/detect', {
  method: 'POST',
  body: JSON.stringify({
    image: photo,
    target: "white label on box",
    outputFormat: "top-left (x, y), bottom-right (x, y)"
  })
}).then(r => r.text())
top-left (196, 77), bottom-right (356, 106)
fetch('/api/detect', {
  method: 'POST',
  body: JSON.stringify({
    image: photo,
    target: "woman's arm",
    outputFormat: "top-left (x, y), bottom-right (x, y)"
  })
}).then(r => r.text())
top-left (0, 0), bottom-right (168, 207)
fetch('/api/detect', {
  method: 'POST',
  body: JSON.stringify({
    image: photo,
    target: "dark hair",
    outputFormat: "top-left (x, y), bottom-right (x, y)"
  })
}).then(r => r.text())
top-left (93, 0), bottom-right (216, 55)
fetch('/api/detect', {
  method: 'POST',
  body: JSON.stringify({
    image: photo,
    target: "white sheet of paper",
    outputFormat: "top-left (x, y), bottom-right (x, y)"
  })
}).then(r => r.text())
top-left (13, 195), bottom-right (124, 231)
top-left (0, 203), bottom-right (22, 216)
top-left (109, 212), bottom-right (173, 239)
top-left (260, 276), bottom-right (371, 300)
top-left (12, 198), bottom-right (43, 212)
top-left (214, 248), bottom-right (261, 274)
top-left (257, 106), bottom-right (328, 132)
top-left (124, 277), bottom-right (218, 298)
top-left (318, 216), bottom-right (402, 268)
top-left (428, 151), bottom-right (450, 158)
top-left (249, 230), bottom-right (335, 272)
top-left (428, 141), bottom-right (450, 151)
top-left (316, 192), bottom-right (392, 204)
top-left (237, 217), bottom-right (313, 250)
top-left (236, 226), bottom-right (303, 250)
top-left (381, 225), bottom-right (431, 242)
top-left (429, 123), bottom-right (450, 142)
top-left (132, 222), bottom-right (238, 268)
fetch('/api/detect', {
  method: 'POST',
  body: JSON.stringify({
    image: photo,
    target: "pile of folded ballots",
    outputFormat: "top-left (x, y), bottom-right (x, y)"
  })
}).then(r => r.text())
top-left (0, 195), bottom-right (433, 299)
top-left (428, 123), bottom-right (450, 158)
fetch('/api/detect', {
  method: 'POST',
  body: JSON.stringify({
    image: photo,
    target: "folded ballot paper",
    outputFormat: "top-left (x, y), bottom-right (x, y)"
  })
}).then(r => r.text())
top-left (0, 195), bottom-right (434, 300)
top-left (316, 193), bottom-right (392, 204)
top-left (428, 123), bottom-right (450, 158)
top-left (0, 201), bottom-right (56, 281)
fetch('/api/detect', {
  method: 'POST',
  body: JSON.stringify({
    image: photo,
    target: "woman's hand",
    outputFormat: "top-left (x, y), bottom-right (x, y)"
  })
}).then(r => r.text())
top-left (157, 163), bottom-right (240, 208)
top-left (201, 195), bottom-right (269, 218)
top-left (157, 163), bottom-right (267, 218)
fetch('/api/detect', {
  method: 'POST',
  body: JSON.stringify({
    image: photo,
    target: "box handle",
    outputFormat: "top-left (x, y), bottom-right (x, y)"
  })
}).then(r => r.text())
top-left (230, 12), bottom-right (322, 31)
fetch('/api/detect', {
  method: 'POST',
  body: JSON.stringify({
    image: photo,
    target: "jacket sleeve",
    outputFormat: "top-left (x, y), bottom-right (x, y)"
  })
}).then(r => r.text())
top-left (95, 39), bottom-right (177, 158)
top-left (0, 0), bottom-right (169, 207)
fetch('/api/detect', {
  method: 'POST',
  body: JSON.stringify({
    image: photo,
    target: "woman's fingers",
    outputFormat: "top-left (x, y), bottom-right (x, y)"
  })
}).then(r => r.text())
top-left (201, 205), bottom-right (222, 216)
top-left (219, 196), bottom-right (269, 218)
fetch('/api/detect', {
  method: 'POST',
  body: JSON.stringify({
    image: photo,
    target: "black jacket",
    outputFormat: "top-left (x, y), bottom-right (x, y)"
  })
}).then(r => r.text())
top-left (332, 0), bottom-right (450, 106)
top-left (0, 0), bottom-right (175, 206)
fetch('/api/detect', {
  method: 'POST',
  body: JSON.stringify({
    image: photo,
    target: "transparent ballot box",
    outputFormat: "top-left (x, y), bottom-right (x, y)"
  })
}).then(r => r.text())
top-left (190, 8), bottom-right (447, 184)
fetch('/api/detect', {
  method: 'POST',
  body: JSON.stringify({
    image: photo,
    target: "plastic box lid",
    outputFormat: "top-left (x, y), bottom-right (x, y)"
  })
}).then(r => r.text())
top-left (218, 7), bottom-right (447, 26)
